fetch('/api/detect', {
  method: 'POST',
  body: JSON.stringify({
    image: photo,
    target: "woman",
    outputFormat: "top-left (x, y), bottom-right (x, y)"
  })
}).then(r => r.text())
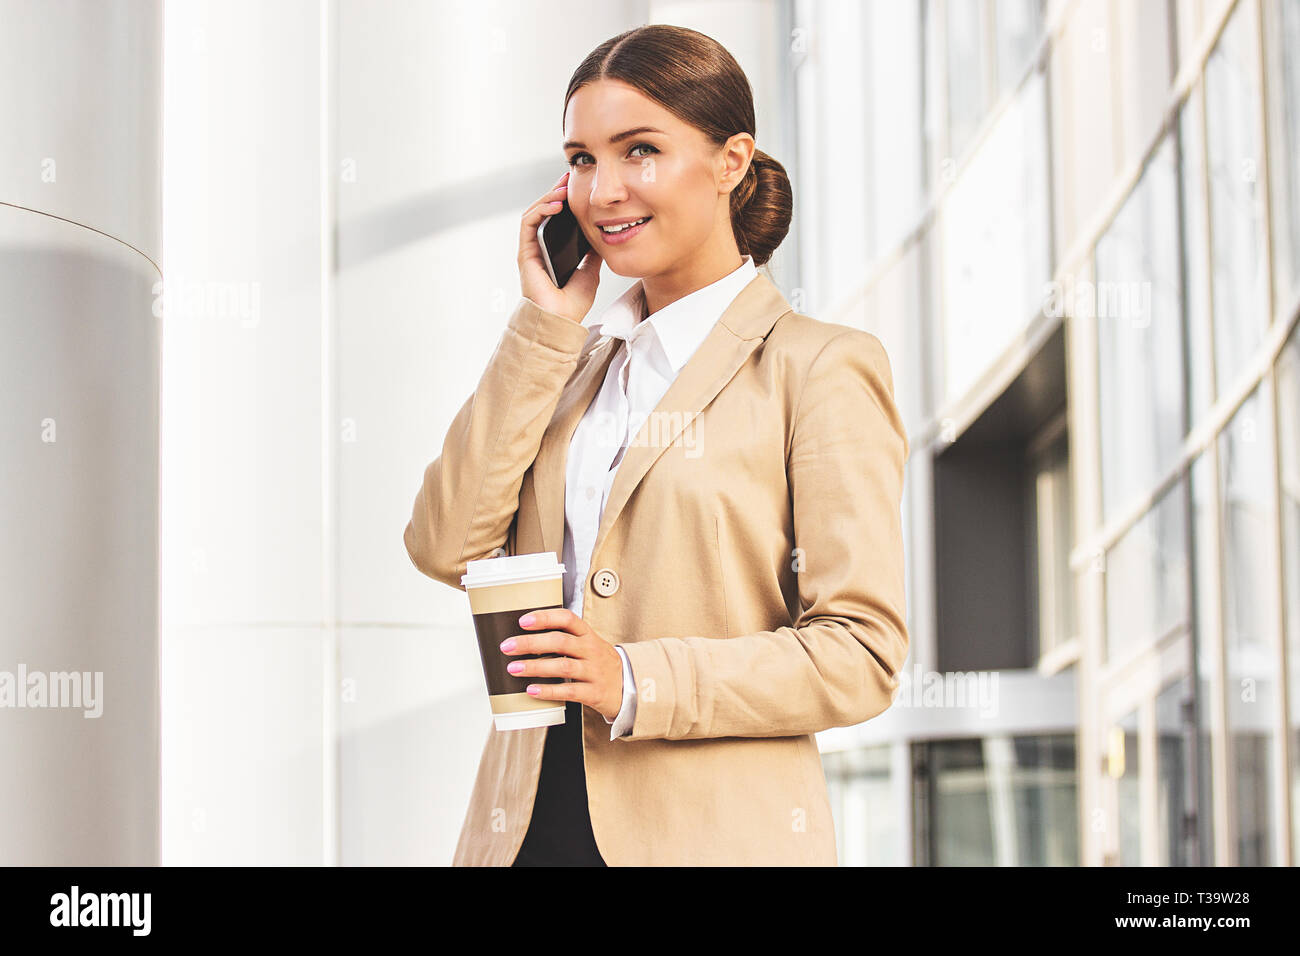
top-left (404, 24), bottom-right (909, 866)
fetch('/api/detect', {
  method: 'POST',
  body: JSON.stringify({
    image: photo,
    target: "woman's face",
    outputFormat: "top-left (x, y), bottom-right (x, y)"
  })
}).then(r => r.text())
top-left (562, 79), bottom-right (748, 280)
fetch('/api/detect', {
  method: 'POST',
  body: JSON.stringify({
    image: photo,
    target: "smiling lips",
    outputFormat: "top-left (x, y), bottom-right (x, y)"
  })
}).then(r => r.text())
top-left (595, 216), bottom-right (652, 244)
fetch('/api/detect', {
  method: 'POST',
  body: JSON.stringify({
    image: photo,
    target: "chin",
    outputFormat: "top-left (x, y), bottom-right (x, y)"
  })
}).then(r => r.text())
top-left (599, 253), bottom-right (654, 280)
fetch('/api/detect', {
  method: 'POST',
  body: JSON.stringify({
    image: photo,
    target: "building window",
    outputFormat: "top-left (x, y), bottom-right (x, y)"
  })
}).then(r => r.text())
top-left (1218, 387), bottom-right (1280, 865)
top-left (822, 745), bottom-right (899, 866)
top-left (1205, 0), bottom-right (1269, 396)
top-left (915, 735), bottom-right (1077, 865)
top-left (1275, 325), bottom-right (1300, 865)
top-left (940, 67), bottom-right (1050, 403)
top-left (1104, 478), bottom-right (1189, 663)
top-left (1188, 450), bottom-right (1218, 865)
top-left (945, 0), bottom-right (990, 162)
top-left (942, 0), bottom-right (1045, 162)
top-left (1156, 675), bottom-right (1194, 866)
top-left (1179, 89), bottom-right (1215, 430)
top-left (792, 0), bottom-right (925, 315)
top-left (1114, 707), bottom-right (1141, 865)
top-left (1264, 0), bottom-right (1300, 306)
top-left (994, 0), bottom-right (1044, 97)
top-left (1095, 134), bottom-right (1185, 522)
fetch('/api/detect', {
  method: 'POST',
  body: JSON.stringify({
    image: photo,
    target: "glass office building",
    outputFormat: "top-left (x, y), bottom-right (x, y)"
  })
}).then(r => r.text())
top-left (796, 0), bottom-right (1300, 866)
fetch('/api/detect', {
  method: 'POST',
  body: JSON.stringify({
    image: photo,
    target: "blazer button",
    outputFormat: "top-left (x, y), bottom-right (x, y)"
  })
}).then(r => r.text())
top-left (591, 567), bottom-right (620, 597)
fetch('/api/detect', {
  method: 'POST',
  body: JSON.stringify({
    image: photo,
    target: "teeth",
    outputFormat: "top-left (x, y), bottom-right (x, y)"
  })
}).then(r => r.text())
top-left (600, 217), bottom-right (649, 234)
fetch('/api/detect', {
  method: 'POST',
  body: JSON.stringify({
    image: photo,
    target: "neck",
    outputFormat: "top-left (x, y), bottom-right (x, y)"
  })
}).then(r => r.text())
top-left (641, 244), bottom-right (745, 316)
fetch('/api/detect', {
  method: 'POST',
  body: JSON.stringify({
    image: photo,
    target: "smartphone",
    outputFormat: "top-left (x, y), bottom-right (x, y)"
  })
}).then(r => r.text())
top-left (537, 197), bottom-right (592, 288)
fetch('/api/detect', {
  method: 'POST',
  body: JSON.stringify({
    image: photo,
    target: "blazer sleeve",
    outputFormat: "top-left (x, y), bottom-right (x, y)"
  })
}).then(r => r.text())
top-left (403, 296), bottom-right (590, 590)
top-left (617, 329), bottom-right (911, 740)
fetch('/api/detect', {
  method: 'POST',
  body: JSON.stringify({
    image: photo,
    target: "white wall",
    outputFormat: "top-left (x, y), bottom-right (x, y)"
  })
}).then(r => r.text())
top-left (160, 0), bottom-right (331, 865)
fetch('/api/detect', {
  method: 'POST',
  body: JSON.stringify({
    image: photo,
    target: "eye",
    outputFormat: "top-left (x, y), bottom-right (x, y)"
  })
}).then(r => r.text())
top-left (565, 142), bottom-right (660, 168)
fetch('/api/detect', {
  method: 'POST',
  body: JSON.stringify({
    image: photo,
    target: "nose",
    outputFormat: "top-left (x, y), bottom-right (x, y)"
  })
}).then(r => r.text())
top-left (589, 166), bottom-right (628, 209)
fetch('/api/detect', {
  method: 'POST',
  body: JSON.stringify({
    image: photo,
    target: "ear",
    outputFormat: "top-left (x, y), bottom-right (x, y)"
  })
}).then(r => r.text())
top-left (718, 132), bottom-right (756, 194)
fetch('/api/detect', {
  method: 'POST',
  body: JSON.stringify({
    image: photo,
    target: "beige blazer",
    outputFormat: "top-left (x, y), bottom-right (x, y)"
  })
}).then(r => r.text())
top-left (404, 271), bottom-right (910, 865)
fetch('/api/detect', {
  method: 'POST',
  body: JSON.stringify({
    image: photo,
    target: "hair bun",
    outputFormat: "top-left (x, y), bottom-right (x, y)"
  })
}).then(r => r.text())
top-left (732, 149), bottom-right (792, 268)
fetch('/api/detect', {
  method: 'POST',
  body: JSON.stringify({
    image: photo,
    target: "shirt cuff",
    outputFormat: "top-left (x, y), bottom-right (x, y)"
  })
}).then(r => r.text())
top-left (606, 645), bottom-right (638, 740)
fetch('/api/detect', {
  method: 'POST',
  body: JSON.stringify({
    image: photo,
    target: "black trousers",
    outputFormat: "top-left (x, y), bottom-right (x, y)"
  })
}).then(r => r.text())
top-left (511, 700), bottom-right (607, 866)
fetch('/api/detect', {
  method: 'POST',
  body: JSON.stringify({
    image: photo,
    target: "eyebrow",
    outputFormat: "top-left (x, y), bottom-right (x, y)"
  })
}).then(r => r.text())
top-left (563, 126), bottom-right (667, 151)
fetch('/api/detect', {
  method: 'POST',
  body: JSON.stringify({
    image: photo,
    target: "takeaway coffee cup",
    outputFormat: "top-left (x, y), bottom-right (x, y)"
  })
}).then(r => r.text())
top-left (461, 552), bottom-right (568, 731)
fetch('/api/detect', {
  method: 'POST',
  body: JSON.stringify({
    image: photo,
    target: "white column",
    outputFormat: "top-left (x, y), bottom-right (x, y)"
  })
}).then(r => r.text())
top-left (0, 0), bottom-right (164, 865)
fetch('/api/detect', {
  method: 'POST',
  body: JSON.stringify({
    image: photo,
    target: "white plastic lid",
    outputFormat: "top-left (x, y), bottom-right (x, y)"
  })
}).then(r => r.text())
top-left (461, 552), bottom-right (565, 589)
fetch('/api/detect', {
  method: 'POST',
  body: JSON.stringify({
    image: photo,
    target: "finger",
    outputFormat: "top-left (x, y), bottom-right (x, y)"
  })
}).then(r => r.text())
top-left (519, 197), bottom-right (563, 237)
top-left (527, 679), bottom-right (577, 703)
top-left (507, 654), bottom-right (584, 681)
top-left (502, 630), bottom-right (582, 658)
top-left (522, 181), bottom-right (569, 226)
top-left (518, 176), bottom-right (573, 264)
top-left (518, 607), bottom-right (585, 636)
top-left (535, 184), bottom-right (568, 207)
top-left (518, 203), bottom-right (567, 267)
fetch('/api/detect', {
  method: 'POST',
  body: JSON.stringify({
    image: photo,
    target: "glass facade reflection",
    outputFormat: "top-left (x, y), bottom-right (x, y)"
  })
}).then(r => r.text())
top-left (1095, 135), bottom-right (1185, 522)
top-left (1219, 389), bottom-right (1280, 865)
top-left (1104, 479), bottom-right (1189, 663)
top-left (1266, 0), bottom-right (1300, 303)
top-left (808, 0), bottom-right (1298, 866)
top-left (995, 0), bottom-right (1042, 96)
top-left (1205, 0), bottom-right (1269, 396)
top-left (1179, 91), bottom-right (1214, 429)
top-left (914, 736), bottom-right (1077, 866)
top-left (822, 746), bottom-right (900, 866)
top-left (1116, 710), bottom-right (1141, 866)
top-left (940, 67), bottom-right (1050, 403)
top-left (945, 0), bottom-right (987, 162)
top-left (1277, 327), bottom-right (1300, 864)
top-left (1156, 676), bottom-right (1192, 866)
top-left (1189, 451), bottom-right (1218, 865)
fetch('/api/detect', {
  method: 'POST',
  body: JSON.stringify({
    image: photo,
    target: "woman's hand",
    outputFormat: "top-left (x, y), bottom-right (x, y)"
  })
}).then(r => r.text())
top-left (518, 170), bottom-right (603, 323)
top-left (500, 608), bottom-right (624, 722)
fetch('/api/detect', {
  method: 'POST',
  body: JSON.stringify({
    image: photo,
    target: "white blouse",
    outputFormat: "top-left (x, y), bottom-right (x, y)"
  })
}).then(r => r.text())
top-left (562, 254), bottom-right (759, 739)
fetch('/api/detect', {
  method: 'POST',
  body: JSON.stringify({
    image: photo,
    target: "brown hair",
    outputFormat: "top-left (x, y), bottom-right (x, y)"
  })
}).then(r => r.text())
top-left (563, 24), bottom-right (793, 268)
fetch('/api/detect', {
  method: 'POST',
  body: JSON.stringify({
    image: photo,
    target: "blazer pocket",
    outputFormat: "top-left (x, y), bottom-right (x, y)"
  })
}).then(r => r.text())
top-left (714, 515), bottom-right (731, 639)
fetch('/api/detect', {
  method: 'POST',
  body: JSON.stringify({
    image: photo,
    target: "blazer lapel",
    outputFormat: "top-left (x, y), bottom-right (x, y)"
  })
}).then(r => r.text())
top-left (531, 272), bottom-right (794, 565)
top-left (531, 336), bottom-right (620, 559)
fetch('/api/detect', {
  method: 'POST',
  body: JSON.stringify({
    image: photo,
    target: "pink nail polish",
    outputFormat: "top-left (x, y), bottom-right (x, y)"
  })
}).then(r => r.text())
top-left (507, 662), bottom-right (523, 674)
top-left (500, 638), bottom-right (516, 652)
